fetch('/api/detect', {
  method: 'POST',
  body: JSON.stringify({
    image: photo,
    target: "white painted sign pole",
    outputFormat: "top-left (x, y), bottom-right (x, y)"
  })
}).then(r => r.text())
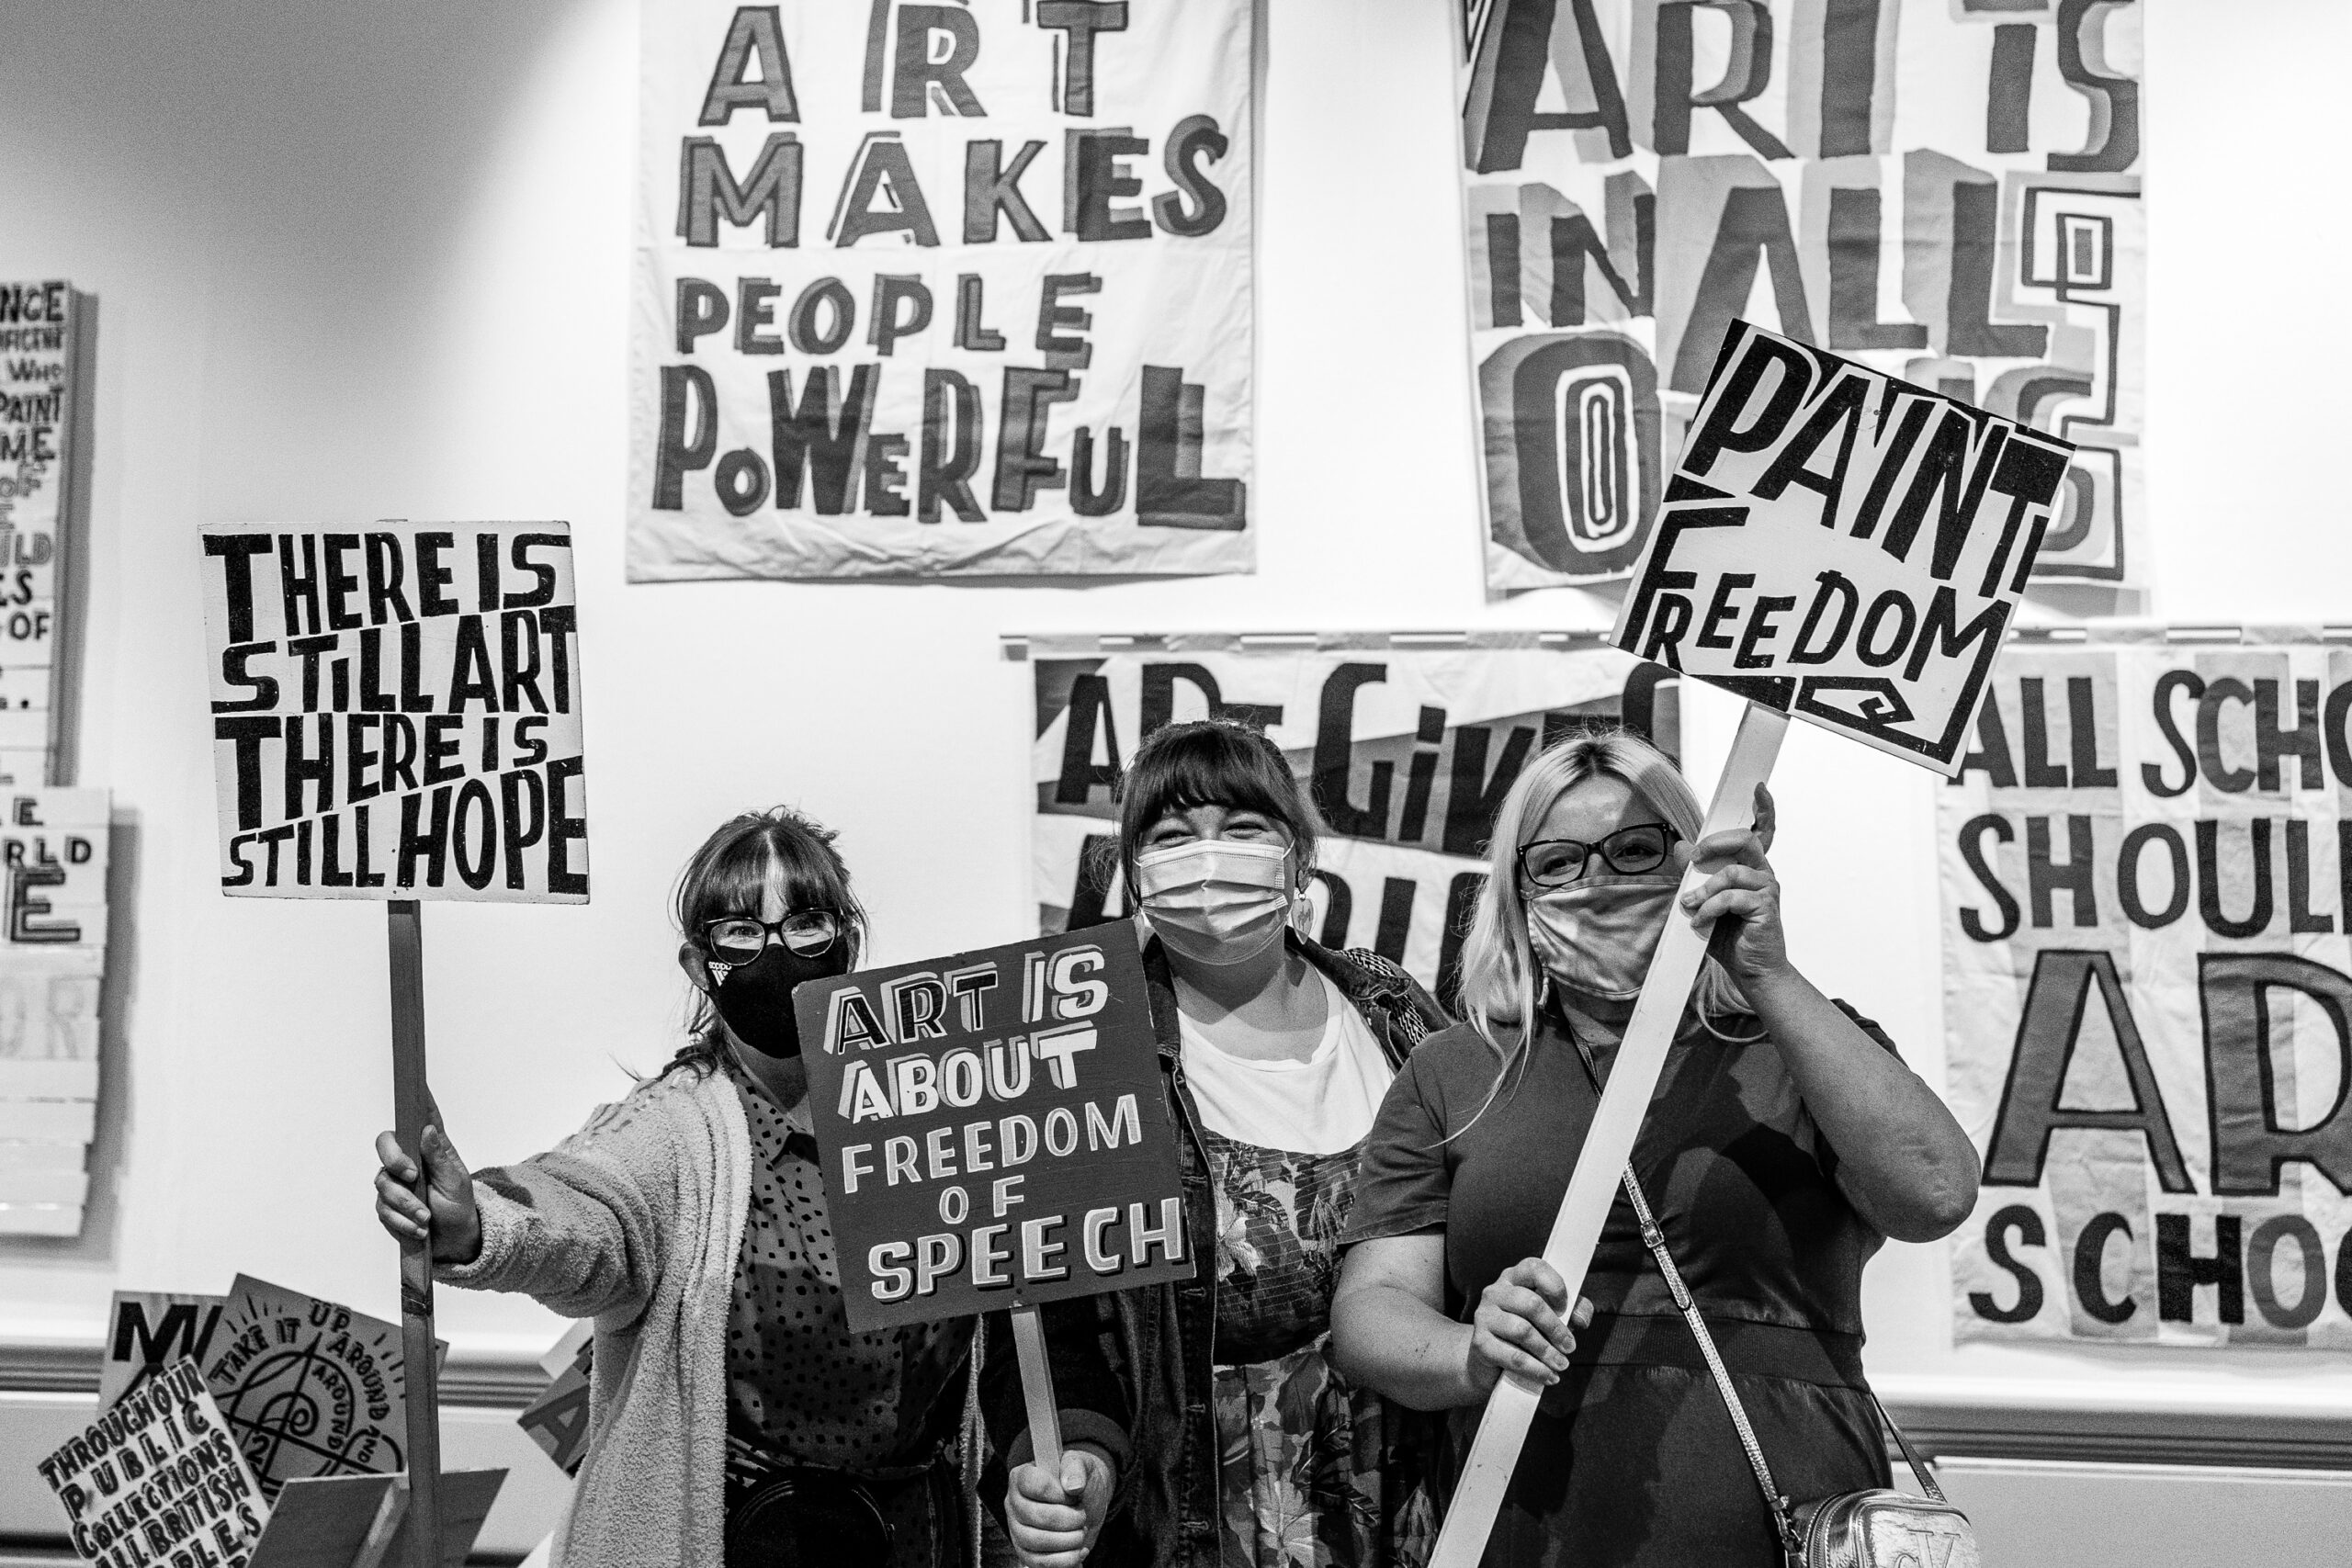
top-left (1428, 700), bottom-right (1789, 1568)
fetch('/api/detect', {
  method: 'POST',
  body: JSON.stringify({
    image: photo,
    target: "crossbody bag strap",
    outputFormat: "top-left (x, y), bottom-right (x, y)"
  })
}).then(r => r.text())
top-left (1617, 1166), bottom-right (1947, 1515)
top-left (1615, 1163), bottom-right (1798, 1550)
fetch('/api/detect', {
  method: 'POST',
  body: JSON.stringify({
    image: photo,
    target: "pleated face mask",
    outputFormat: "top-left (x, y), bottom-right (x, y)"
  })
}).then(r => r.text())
top-left (1135, 838), bottom-right (1295, 966)
top-left (1526, 875), bottom-right (1680, 1001)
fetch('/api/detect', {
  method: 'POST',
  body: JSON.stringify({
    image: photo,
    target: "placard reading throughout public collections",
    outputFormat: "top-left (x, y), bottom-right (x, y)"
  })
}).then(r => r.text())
top-left (1611, 321), bottom-right (2072, 772)
top-left (1946, 636), bottom-right (2352, 1349)
top-left (40, 1359), bottom-right (269, 1568)
top-left (198, 524), bottom-right (587, 902)
top-left (1458, 0), bottom-right (2143, 591)
top-left (798, 923), bottom-right (1190, 1331)
top-left (630, 0), bottom-right (1254, 581)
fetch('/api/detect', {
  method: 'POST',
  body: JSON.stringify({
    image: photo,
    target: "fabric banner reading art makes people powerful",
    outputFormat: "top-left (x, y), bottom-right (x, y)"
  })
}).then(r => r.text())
top-left (1945, 635), bottom-right (2352, 1349)
top-left (1459, 0), bottom-right (2142, 592)
top-left (1028, 635), bottom-right (1675, 1003)
top-left (631, 2), bottom-right (1253, 581)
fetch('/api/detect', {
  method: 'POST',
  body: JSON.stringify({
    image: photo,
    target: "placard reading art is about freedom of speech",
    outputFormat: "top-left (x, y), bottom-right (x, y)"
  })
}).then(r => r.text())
top-left (631, 2), bottom-right (1254, 581)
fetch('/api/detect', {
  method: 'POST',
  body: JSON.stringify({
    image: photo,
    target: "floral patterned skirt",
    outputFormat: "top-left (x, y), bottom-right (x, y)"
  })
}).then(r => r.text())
top-left (1213, 1333), bottom-right (1433, 1568)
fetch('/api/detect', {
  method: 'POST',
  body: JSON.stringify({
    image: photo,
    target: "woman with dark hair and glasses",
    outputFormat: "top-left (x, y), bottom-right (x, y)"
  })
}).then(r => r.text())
top-left (995, 719), bottom-right (1452, 1568)
top-left (372, 808), bottom-right (983, 1568)
top-left (1329, 728), bottom-right (1979, 1566)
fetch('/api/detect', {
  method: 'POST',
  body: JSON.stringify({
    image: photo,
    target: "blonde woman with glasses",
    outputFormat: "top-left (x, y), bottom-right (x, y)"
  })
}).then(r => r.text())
top-left (1329, 728), bottom-right (1978, 1567)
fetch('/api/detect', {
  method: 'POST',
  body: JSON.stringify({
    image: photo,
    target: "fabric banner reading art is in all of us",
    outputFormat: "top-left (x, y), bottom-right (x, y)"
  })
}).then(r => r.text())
top-left (1029, 635), bottom-right (1675, 1003)
top-left (1945, 635), bottom-right (2352, 1350)
top-left (631, 2), bottom-right (1253, 581)
top-left (1459, 0), bottom-right (2142, 592)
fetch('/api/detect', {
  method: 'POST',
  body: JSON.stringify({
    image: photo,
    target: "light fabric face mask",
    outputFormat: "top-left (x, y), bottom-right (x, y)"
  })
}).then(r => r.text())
top-left (1135, 839), bottom-right (1295, 966)
top-left (1526, 874), bottom-right (1679, 1000)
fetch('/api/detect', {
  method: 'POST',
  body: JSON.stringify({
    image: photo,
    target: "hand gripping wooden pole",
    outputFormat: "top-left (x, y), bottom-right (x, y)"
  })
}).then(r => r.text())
top-left (1009, 1306), bottom-right (1064, 1475)
top-left (387, 900), bottom-right (443, 1568)
top-left (1428, 704), bottom-right (1789, 1568)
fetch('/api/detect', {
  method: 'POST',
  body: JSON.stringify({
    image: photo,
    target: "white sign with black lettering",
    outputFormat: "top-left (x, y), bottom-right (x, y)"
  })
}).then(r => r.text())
top-left (1610, 321), bottom-right (2075, 773)
top-left (198, 524), bottom-right (587, 901)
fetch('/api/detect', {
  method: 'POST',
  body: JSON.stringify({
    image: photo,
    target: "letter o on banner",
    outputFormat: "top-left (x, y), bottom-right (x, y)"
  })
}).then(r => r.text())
top-left (1855, 591), bottom-right (1917, 669)
top-left (938, 1185), bottom-right (969, 1226)
top-left (715, 448), bottom-right (770, 517)
top-left (2248, 1214), bottom-right (2328, 1329)
top-left (1044, 1107), bottom-right (1079, 1157)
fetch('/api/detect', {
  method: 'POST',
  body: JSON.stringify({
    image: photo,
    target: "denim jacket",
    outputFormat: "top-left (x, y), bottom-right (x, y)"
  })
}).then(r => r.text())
top-left (982, 928), bottom-right (1451, 1568)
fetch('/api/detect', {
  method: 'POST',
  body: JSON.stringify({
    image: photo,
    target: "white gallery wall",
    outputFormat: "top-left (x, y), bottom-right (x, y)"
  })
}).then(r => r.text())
top-left (0, 0), bottom-right (2346, 1451)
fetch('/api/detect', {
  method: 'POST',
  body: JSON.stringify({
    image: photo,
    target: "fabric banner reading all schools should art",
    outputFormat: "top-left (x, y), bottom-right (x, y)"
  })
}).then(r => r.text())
top-left (1461, 0), bottom-right (2142, 592)
top-left (1945, 636), bottom-right (2352, 1349)
top-left (1030, 635), bottom-right (1676, 1003)
top-left (632, 2), bottom-right (1253, 581)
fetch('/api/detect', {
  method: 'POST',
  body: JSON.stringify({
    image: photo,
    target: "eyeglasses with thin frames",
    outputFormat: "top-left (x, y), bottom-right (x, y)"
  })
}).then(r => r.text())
top-left (1516, 823), bottom-right (1683, 888)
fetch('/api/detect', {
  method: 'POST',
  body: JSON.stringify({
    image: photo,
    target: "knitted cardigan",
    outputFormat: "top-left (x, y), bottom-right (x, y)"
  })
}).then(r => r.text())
top-left (439, 1065), bottom-right (751, 1568)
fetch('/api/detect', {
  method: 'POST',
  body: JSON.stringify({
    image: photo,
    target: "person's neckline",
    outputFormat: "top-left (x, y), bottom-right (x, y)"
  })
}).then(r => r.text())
top-left (1179, 967), bottom-right (1347, 1072)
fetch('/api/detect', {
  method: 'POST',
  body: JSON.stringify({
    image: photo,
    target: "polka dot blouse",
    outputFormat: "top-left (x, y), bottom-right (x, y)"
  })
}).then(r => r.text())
top-left (724, 1066), bottom-right (972, 1472)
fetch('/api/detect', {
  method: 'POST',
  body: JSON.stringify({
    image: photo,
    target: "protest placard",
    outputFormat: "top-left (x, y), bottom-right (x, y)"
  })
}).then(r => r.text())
top-left (0, 278), bottom-right (92, 785)
top-left (201, 1277), bottom-right (437, 1502)
top-left (798, 921), bottom-right (1189, 1332)
top-left (514, 1325), bottom-right (592, 1477)
top-left (0, 785), bottom-right (110, 1236)
top-left (1432, 321), bottom-right (2070, 1567)
top-left (630, 1), bottom-right (1254, 581)
top-left (197, 523), bottom-right (587, 902)
top-left (99, 1293), bottom-right (230, 1410)
top-left (39, 1359), bottom-right (269, 1568)
top-left (1610, 320), bottom-right (2075, 772)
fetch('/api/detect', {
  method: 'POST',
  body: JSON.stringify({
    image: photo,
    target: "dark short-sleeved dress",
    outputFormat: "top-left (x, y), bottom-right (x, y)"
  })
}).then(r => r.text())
top-left (1341, 1001), bottom-right (1897, 1568)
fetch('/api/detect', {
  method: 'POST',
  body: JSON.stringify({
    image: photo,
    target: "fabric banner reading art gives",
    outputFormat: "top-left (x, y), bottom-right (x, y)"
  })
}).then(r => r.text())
top-left (631, 2), bottom-right (1253, 581)
top-left (1945, 636), bottom-right (2352, 1349)
top-left (1029, 634), bottom-right (1675, 1003)
top-left (1459, 0), bottom-right (2142, 592)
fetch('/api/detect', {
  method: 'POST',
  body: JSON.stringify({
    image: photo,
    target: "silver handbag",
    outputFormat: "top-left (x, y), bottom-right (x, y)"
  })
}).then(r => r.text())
top-left (1619, 1167), bottom-right (1980, 1568)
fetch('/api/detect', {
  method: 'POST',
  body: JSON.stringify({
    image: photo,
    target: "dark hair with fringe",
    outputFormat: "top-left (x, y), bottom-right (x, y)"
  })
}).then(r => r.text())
top-left (663, 807), bottom-right (865, 1079)
top-left (1109, 719), bottom-right (1321, 899)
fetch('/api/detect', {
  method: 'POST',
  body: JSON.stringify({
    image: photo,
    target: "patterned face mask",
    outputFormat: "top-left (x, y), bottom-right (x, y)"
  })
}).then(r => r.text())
top-left (1136, 839), bottom-right (1295, 966)
top-left (1525, 875), bottom-right (1679, 1001)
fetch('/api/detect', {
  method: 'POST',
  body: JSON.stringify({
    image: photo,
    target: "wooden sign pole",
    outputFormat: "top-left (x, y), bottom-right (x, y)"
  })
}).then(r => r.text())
top-left (1008, 1306), bottom-right (1064, 1475)
top-left (1429, 702), bottom-right (1790, 1568)
top-left (385, 900), bottom-right (442, 1568)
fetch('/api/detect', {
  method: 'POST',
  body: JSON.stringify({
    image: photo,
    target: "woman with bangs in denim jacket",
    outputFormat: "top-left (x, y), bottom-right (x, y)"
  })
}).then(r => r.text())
top-left (989, 719), bottom-right (1452, 1568)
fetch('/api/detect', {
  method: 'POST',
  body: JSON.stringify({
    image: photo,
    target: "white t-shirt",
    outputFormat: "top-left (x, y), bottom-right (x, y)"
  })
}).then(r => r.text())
top-left (1178, 969), bottom-right (1396, 1155)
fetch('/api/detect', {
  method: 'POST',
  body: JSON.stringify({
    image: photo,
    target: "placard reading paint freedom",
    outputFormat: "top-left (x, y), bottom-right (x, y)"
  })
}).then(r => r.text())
top-left (798, 923), bottom-right (1190, 1332)
top-left (198, 524), bottom-right (587, 901)
top-left (1028, 634), bottom-right (1676, 1002)
top-left (630, 1), bottom-right (1254, 580)
top-left (1610, 321), bottom-right (2071, 772)
top-left (1946, 636), bottom-right (2352, 1349)
top-left (1458, 0), bottom-right (2143, 591)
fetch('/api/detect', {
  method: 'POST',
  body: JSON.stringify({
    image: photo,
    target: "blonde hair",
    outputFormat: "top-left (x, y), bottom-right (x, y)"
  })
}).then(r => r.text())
top-left (1456, 728), bottom-right (1751, 1079)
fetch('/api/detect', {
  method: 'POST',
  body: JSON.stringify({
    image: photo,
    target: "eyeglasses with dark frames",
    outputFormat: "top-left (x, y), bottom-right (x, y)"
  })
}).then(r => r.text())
top-left (1516, 823), bottom-right (1683, 888)
top-left (700, 910), bottom-right (847, 964)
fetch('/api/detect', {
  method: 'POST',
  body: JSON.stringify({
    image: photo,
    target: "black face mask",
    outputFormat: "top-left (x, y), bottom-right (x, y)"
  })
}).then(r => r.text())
top-left (709, 942), bottom-right (854, 1058)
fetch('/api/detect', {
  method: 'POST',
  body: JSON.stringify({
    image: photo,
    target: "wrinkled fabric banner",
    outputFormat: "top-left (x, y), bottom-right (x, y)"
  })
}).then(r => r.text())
top-left (631, 2), bottom-right (1253, 581)
top-left (1944, 636), bottom-right (2352, 1349)
top-left (1459, 0), bottom-right (2143, 592)
top-left (1028, 635), bottom-right (1677, 1001)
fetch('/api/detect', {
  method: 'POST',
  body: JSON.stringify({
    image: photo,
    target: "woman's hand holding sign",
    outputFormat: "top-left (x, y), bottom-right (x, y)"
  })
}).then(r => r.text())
top-left (373, 1125), bottom-right (483, 1266)
top-left (1681, 781), bottom-right (1789, 984)
top-left (1006, 1446), bottom-right (1115, 1568)
top-left (1469, 1258), bottom-right (1596, 1393)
